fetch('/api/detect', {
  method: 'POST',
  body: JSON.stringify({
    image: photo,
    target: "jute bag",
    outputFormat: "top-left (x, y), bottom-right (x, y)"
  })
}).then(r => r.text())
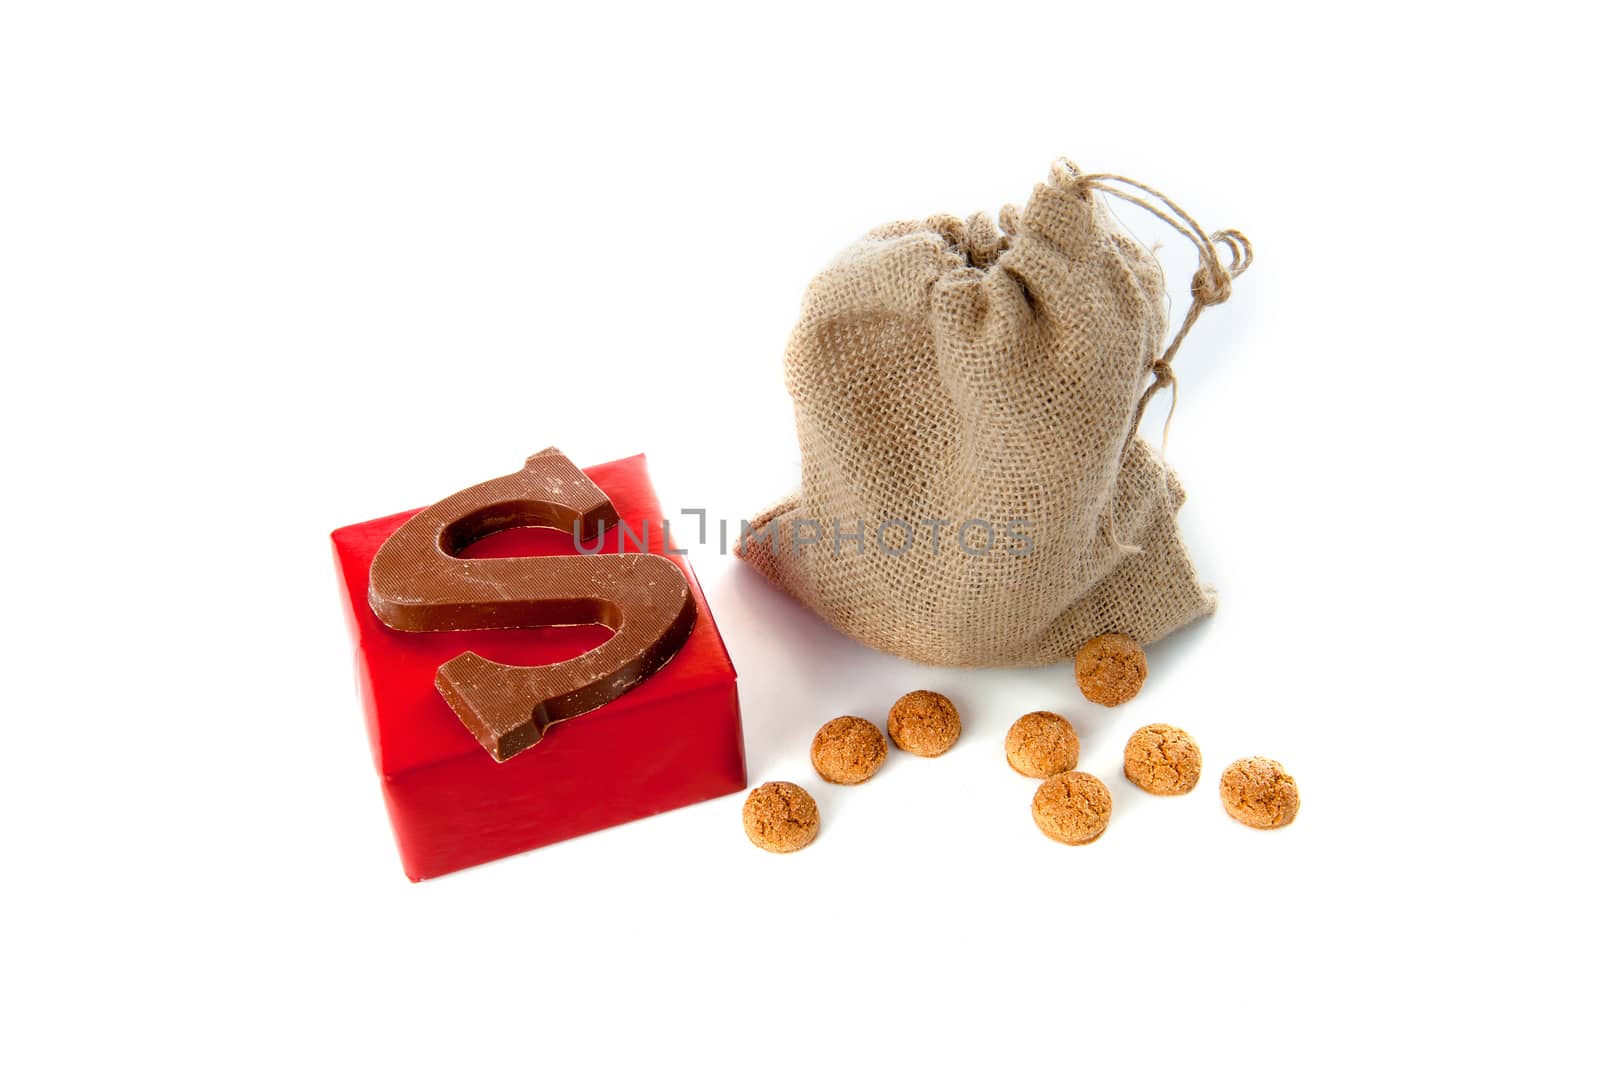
top-left (739, 159), bottom-right (1251, 667)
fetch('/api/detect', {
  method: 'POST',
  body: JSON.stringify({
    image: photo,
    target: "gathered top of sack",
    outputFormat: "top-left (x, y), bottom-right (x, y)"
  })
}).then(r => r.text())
top-left (740, 159), bottom-right (1251, 668)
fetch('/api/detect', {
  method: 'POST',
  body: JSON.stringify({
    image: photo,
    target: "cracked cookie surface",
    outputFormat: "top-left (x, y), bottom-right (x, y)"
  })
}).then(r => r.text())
top-left (1075, 634), bottom-right (1148, 707)
top-left (1005, 711), bottom-right (1080, 778)
top-left (742, 782), bottom-right (821, 853)
top-left (1219, 757), bottom-right (1298, 829)
top-left (888, 690), bottom-right (961, 757)
top-left (811, 716), bottom-right (888, 785)
top-left (1123, 723), bottom-right (1202, 795)
top-left (1031, 771), bottom-right (1113, 845)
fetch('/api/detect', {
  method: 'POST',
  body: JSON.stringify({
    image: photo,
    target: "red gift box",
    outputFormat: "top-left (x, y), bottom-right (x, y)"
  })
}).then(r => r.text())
top-left (331, 454), bottom-right (746, 880)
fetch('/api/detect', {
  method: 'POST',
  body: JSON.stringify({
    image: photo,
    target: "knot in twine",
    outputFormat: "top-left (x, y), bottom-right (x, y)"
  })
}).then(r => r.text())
top-left (1191, 227), bottom-right (1252, 307)
top-left (1149, 358), bottom-right (1176, 389)
top-left (1191, 262), bottom-right (1232, 306)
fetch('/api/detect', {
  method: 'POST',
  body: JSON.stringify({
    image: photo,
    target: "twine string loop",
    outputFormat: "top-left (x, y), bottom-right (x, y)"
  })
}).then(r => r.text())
top-left (1062, 166), bottom-right (1250, 456)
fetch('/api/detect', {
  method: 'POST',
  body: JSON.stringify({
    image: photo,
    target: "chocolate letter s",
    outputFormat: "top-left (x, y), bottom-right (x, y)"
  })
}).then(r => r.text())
top-left (368, 448), bottom-right (697, 762)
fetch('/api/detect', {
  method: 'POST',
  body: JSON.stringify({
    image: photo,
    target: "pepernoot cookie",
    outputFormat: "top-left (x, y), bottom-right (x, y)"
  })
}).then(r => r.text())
top-left (1123, 723), bottom-right (1202, 795)
top-left (1005, 711), bottom-right (1080, 778)
top-left (1031, 771), bottom-right (1113, 845)
top-left (887, 690), bottom-right (961, 757)
top-left (811, 716), bottom-right (888, 785)
top-left (1219, 757), bottom-right (1299, 829)
top-left (742, 782), bottom-right (821, 853)
top-left (1075, 633), bottom-right (1148, 707)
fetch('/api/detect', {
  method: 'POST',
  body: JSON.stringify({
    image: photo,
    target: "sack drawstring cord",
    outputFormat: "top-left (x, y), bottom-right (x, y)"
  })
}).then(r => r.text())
top-left (1062, 162), bottom-right (1252, 456)
top-left (1035, 160), bottom-right (1251, 551)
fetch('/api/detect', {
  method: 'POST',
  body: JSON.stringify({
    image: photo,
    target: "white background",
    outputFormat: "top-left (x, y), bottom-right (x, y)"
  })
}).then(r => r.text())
top-left (3, 2), bottom-right (1594, 1061)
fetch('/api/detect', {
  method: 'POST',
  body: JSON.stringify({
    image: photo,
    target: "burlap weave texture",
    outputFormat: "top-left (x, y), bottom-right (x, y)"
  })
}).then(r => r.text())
top-left (741, 160), bottom-right (1245, 667)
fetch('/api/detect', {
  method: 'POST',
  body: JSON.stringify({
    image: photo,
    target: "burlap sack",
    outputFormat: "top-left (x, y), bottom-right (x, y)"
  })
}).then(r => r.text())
top-left (739, 159), bottom-right (1250, 667)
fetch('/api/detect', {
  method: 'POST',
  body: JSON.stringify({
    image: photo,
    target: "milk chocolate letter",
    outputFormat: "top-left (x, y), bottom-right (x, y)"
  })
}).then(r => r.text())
top-left (368, 448), bottom-right (697, 761)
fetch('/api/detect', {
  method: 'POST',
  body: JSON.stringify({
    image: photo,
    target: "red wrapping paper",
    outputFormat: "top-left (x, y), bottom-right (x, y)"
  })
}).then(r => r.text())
top-left (332, 454), bottom-right (746, 880)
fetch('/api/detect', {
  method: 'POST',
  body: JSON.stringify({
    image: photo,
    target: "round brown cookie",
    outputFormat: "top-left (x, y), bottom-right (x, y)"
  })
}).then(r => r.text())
top-left (1219, 757), bottom-right (1299, 829)
top-left (1123, 723), bottom-right (1202, 795)
top-left (742, 782), bottom-right (821, 853)
top-left (810, 716), bottom-right (888, 785)
top-left (1075, 633), bottom-right (1148, 707)
top-left (1005, 711), bottom-right (1080, 778)
top-left (887, 690), bottom-right (961, 757)
top-left (1031, 771), bottom-right (1113, 845)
